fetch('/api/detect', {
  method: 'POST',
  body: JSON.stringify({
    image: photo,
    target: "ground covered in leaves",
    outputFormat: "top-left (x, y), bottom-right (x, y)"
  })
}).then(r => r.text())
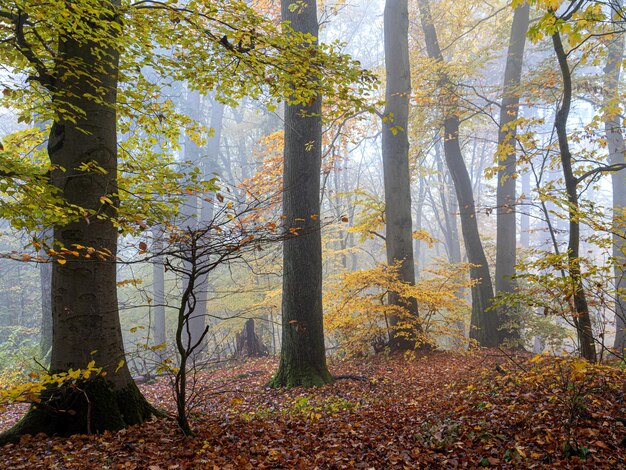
top-left (1, 350), bottom-right (625, 468)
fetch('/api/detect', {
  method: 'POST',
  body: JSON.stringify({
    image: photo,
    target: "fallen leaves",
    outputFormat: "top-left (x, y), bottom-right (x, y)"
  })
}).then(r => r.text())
top-left (0, 351), bottom-right (624, 468)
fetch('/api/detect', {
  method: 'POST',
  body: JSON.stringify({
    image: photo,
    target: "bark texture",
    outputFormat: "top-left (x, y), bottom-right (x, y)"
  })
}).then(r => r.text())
top-left (495, 4), bottom-right (530, 345)
top-left (418, 0), bottom-right (498, 346)
top-left (270, 0), bottom-right (332, 388)
top-left (0, 2), bottom-right (155, 444)
top-left (382, 0), bottom-right (421, 351)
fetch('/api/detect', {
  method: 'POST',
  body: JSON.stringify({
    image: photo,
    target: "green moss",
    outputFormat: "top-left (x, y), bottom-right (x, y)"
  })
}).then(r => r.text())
top-left (269, 361), bottom-right (333, 389)
top-left (0, 377), bottom-right (158, 446)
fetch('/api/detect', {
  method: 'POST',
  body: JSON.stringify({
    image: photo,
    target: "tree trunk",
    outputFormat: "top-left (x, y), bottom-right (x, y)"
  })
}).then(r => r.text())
top-left (382, 0), bottom-right (421, 351)
top-left (603, 26), bottom-right (626, 354)
top-left (1, 5), bottom-right (155, 443)
top-left (152, 229), bottom-right (166, 362)
top-left (270, 0), bottom-right (332, 388)
top-left (235, 318), bottom-right (268, 358)
top-left (495, 4), bottom-right (530, 345)
top-left (552, 31), bottom-right (597, 362)
top-left (418, 0), bottom-right (498, 347)
top-left (190, 99), bottom-right (225, 359)
top-left (39, 229), bottom-right (53, 360)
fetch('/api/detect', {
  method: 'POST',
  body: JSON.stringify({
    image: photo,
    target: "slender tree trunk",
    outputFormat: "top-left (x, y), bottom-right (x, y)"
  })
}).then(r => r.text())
top-left (382, 0), bottom-right (421, 351)
top-left (603, 27), bottom-right (626, 354)
top-left (270, 0), bottom-right (332, 388)
top-left (39, 229), bottom-right (53, 360)
top-left (418, 0), bottom-right (498, 347)
top-left (1, 4), bottom-right (155, 443)
top-left (181, 90), bottom-right (204, 355)
top-left (152, 229), bottom-right (166, 361)
top-left (190, 99), bottom-right (225, 358)
top-left (495, 4), bottom-right (530, 345)
top-left (552, 31), bottom-right (597, 362)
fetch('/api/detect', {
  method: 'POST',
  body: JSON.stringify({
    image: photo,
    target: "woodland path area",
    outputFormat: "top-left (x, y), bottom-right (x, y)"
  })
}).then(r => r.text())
top-left (0, 351), bottom-right (625, 469)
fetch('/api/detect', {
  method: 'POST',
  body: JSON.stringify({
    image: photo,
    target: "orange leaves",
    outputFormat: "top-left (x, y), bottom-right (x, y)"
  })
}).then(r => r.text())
top-left (1, 353), bottom-right (625, 467)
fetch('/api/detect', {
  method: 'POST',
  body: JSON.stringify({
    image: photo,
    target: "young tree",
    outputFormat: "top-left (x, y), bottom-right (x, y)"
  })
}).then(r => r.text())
top-left (382, 0), bottom-right (422, 351)
top-left (270, 0), bottom-right (333, 388)
top-left (495, 3), bottom-right (530, 345)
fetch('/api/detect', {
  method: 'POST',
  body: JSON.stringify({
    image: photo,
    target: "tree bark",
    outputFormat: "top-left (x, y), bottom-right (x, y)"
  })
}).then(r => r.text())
top-left (495, 4), bottom-right (530, 345)
top-left (382, 0), bottom-right (421, 351)
top-left (603, 26), bottom-right (626, 354)
top-left (1, 2), bottom-right (155, 443)
top-left (418, 0), bottom-right (498, 347)
top-left (552, 31), bottom-right (597, 362)
top-left (270, 0), bottom-right (332, 388)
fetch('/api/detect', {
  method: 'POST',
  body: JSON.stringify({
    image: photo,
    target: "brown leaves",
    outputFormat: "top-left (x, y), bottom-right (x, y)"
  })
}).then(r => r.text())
top-left (1, 353), bottom-right (625, 468)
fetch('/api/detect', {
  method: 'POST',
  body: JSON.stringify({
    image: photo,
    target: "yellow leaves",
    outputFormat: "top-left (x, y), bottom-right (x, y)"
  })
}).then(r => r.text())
top-left (0, 360), bottom-right (104, 409)
top-left (325, 261), bottom-right (472, 356)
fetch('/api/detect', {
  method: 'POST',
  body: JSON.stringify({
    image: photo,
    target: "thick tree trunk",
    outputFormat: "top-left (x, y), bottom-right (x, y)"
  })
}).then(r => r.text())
top-left (1, 6), bottom-right (155, 444)
top-left (603, 28), bottom-right (626, 354)
top-left (270, 0), bottom-right (332, 388)
top-left (382, 0), bottom-right (421, 351)
top-left (495, 4), bottom-right (530, 345)
top-left (552, 31), bottom-right (597, 362)
top-left (418, 0), bottom-right (498, 347)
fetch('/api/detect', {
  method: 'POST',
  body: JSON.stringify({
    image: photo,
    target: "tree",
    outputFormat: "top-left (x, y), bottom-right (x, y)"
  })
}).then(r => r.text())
top-left (495, 2), bottom-right (530, 345)
top-left (417, 0), bottom-right (499, 347)
top-left (550, 3), bottom-right (598, 362)
top-left (0, 0), bottom-right (156, 442)
top-left (382, 0), bottom-right (421, 351)
top-left (0, 0), bottom-right (372, 440)
top-left (602, 8), bottom-right (626, 353)
top-left (270, 0), bottom-right (333, 388)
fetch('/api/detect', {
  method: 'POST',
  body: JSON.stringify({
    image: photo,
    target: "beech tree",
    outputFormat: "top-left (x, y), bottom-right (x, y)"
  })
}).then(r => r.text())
top-left (270, 0), bottom-right (333, 388)
top-left (382, 0), bottom-right (421, 351)
top-left (602, 6), bottom-right (626, 353)
top-left (417, 0), bottom-right (499, 347)
top-left (495, 3), bottom-right (530, 345)
top-left (0, 0), bottom-right (371, 439)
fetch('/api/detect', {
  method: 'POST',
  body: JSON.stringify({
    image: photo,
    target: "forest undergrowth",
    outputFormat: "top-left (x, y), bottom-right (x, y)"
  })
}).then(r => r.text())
top-left (0, 350), bottom-right (624, 469)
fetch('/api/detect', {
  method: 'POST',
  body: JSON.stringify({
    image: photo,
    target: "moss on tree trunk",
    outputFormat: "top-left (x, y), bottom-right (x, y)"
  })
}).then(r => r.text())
top-left (0, 378), bottom-right (158, 446)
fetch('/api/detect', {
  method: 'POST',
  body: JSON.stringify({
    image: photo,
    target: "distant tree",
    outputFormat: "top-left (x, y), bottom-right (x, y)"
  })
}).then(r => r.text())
top-left (602, 8), bottom-right (626, 353)
top-left (270, 0), bottom-right (333, 388)
top-left (417, 0), bottom-right (499, 347)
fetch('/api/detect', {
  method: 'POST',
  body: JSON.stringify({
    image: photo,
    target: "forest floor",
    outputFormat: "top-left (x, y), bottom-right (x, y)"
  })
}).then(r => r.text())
top-left (0, 350), bottom-right (625, 469)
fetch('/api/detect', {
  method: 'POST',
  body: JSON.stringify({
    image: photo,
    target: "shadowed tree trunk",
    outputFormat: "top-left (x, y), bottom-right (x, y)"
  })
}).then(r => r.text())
top-left (269, 0), bottom-right (332, 388)
top-left (236, 319), bottom-right (269, 357)
top-left (0, 2), bottom-right (155, 444)
top-left (603, 24), bottom-right (626, 354)
top-left (418, 0), bottom-right (498, 347)
top-left (552, 29), bottom-right (597, 362)
top-left (495, 3), bottom-right (530, 346)
top-left (382, 0), bottom-right (421, 351)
